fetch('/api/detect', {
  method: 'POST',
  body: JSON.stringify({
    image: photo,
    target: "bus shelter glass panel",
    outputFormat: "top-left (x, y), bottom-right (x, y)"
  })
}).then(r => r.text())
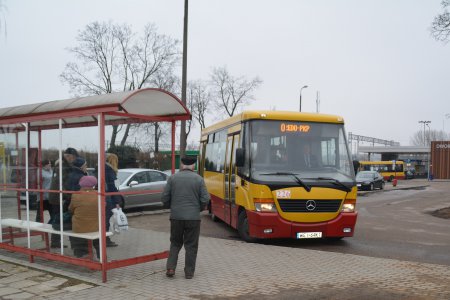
top-left (102, 122), bottom-right (170, 263)
top-left (1, 118), bottom-right (173, 267)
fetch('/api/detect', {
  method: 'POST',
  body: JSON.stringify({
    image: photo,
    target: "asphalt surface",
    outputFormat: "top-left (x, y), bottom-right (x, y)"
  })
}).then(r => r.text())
top-left (127, 179), bottom-right (450, 266)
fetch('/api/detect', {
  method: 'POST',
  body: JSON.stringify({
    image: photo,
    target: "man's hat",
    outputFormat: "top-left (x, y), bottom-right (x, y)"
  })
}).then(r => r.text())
top-left (181, 155), bottom-right (197, 166)
top-left (64, 147), bottom-right (78, 156)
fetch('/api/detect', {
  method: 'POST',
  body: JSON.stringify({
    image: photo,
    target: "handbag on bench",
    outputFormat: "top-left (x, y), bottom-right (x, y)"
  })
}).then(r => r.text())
top-left (52, 211), bottom-right (72, 231)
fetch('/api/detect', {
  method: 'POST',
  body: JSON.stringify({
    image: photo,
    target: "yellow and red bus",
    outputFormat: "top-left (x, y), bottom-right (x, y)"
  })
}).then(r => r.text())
top-left (199, 111), bottom-right (357, 242)
top-left (358, 161), bottom-right (405, 181)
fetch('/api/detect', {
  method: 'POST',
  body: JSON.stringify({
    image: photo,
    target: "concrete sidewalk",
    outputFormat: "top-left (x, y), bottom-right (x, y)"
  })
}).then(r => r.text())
top-left (0, 226), bottom-right (450, 299)
top-left (0, 179), bottom-right (448, 299)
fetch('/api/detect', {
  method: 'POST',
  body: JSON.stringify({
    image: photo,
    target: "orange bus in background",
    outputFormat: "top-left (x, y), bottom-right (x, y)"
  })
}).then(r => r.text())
top-left (358, 161), bottom-right (405, 181)
top-left (199, 111), bottom-right (358, 242)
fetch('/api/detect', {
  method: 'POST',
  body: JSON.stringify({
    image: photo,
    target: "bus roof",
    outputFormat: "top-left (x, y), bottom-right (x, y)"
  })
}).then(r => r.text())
top-left (359, 161), bottom-right (404, 164)
top-left (201, 110), bottom-right (345, 136)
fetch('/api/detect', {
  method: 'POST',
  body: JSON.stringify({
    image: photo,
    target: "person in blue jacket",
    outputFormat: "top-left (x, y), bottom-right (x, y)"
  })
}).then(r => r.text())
top-left (104, 153), bottom-right (122, 247)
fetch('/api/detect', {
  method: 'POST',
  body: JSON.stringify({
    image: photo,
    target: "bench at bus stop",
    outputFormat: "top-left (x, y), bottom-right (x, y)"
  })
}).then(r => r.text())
top-left (0, 218), bottom-right (112, 260)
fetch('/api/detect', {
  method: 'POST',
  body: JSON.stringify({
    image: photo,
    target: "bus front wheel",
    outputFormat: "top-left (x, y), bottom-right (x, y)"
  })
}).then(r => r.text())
top-left (238, 211), bottom-right (258, 243)
top-left (209, 203), bottom-right (219, 222)
top-left (210, 212), bottom-right (219, 222)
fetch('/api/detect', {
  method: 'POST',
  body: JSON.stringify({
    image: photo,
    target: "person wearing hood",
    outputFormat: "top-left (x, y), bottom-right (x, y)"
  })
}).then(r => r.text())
top-left (67, 157), bottom-right (88, 192)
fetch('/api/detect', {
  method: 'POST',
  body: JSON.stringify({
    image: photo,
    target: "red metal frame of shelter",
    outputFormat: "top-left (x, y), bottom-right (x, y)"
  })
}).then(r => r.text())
top-left (0, 88), bottom-right (190, 282)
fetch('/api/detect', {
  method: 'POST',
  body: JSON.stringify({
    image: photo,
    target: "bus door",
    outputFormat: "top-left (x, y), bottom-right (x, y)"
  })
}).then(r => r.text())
top-left (224, 134), bottom-right (239, 225)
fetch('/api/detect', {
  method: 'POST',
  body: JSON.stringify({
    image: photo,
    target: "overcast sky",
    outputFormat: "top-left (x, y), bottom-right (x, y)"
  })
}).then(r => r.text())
top-left (1, 0), bottom-right (449, 148)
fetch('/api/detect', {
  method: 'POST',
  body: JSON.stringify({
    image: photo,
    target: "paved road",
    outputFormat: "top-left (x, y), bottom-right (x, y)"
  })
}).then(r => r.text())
top-left (128, 179), bottom-right (450, 266)
top-left (0, 179), bottom-right (448, 299)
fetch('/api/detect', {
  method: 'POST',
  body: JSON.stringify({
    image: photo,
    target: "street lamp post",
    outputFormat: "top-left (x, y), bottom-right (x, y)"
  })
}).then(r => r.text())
top-left (426, 122), bottom-right (432, 180)
top-left (299, 85), bottom-right (308, 112)
top-left (418, 120), bottom-right (431, 146)
top-left (418, 120), bottom-right (431, 179)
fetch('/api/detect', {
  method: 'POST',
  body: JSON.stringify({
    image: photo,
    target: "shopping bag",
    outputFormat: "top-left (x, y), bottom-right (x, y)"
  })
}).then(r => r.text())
top-left (109, 212), bottom-right (119, 234)
top-left (112, 207), bottom-right (128, 232)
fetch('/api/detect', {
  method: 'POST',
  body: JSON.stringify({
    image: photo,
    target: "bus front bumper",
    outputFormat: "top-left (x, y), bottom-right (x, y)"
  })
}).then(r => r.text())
top-left (246, 211), bottom-right (358, 239)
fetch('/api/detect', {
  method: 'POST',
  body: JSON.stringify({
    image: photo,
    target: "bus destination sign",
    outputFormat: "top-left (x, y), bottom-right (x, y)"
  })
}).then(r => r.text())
top-left (280, 123), bottom-right (310, 133)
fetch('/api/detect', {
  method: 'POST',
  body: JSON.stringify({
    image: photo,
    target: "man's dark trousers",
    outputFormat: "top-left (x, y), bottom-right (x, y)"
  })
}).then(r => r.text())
top-left (167, 219), bottom-right (201, 276)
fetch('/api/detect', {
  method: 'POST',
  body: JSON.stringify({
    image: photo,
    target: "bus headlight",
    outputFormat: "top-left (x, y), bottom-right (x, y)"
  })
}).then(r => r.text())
top-left (255, 202), bottom-right (277, 212)
top-left (341, 203), bottom-right (355, 213)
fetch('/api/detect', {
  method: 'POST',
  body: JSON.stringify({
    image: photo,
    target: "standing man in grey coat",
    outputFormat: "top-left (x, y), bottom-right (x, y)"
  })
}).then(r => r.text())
top-left (162, 156), bottom-right (210, 279)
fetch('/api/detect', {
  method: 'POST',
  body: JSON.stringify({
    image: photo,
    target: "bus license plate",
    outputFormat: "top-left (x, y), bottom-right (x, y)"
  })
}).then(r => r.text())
top-left (297, 232), bottom-right (322, 239)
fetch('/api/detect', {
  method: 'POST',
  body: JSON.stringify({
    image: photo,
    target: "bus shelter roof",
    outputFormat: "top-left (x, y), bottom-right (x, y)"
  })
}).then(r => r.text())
top-left (0, 88), bottom-right (190, 131)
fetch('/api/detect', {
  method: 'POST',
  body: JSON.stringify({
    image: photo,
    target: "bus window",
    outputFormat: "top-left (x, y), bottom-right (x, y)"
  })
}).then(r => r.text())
top-left (321, 139), bottom-right (336, 166)
top-left (248, 120), bottom-right (353, 181)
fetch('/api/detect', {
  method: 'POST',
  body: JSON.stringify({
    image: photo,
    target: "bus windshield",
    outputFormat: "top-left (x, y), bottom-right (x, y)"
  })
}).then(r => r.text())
top-left (247, 120), bottom-right (354, 183)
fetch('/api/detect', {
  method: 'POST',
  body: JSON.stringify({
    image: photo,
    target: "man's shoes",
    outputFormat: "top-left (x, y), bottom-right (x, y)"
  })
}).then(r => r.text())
top-left (166, 269), bottom-right (175, 277)
top-left (185, 274), bottom-right (194, 279)
top-left (106, 238), bottom-right (118, 247)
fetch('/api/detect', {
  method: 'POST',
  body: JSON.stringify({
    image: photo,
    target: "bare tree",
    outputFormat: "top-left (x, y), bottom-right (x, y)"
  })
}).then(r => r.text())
top-left (129, 70), bottom-right (181, 153)
top-left (210, 66), bottom-right (262, 117)
top-left (60, 21), bottom-right (180, 146)
top-left (431, 0), bottom-right (450, 42)
top-left (410, 129), bottom-right (449, 146)
top-left (186, 140), bottom-right (199, 151)
top-left (188, 80), bottom-right (211, 129)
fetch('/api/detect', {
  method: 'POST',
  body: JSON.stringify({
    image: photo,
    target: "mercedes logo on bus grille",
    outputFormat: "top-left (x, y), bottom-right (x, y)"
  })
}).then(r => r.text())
top-left (306, 200), bottom-right (316, 211)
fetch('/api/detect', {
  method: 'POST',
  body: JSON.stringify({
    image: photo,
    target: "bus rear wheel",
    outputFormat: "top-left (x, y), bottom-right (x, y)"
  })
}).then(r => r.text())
top-left (238, 211), bottom-right (258, 243)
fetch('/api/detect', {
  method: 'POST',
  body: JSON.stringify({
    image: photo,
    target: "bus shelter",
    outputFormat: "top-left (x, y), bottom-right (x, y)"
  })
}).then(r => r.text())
top-left (0, 88), bottom-right (190, 282)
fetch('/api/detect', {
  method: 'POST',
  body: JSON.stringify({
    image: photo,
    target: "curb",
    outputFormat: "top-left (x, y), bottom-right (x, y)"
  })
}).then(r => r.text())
top-left (358, 185), bottom-right (429, 196)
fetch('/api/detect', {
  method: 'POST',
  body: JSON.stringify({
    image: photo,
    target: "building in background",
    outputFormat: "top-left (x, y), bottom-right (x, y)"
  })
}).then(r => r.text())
top-left (430, 141), bottom-right (450, 179)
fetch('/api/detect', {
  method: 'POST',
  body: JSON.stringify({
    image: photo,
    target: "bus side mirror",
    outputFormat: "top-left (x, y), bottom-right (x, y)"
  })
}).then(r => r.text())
top-left (235, 148), bottom-right (245, 167)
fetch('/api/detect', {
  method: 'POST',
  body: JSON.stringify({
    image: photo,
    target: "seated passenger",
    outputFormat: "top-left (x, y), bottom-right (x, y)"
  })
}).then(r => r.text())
top-left (69, 175), bottom-right (100, 259)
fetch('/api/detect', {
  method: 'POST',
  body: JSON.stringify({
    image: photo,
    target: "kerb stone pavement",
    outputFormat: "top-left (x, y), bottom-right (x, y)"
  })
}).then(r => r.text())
top-left (0, 229), bottom-right (449, 299)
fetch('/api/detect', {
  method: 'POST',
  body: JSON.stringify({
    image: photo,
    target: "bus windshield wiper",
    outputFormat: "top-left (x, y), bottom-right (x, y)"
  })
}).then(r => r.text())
top-left (312, 177), bottom-right (351, 192)
top-left (261, 172), bottom-right (311, 192)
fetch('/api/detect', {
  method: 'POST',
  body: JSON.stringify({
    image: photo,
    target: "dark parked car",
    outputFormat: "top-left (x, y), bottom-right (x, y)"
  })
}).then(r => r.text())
top-left (117, 168), bottom-right (168, 209)
top-left (356, 171), bottom-right (385, 191)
